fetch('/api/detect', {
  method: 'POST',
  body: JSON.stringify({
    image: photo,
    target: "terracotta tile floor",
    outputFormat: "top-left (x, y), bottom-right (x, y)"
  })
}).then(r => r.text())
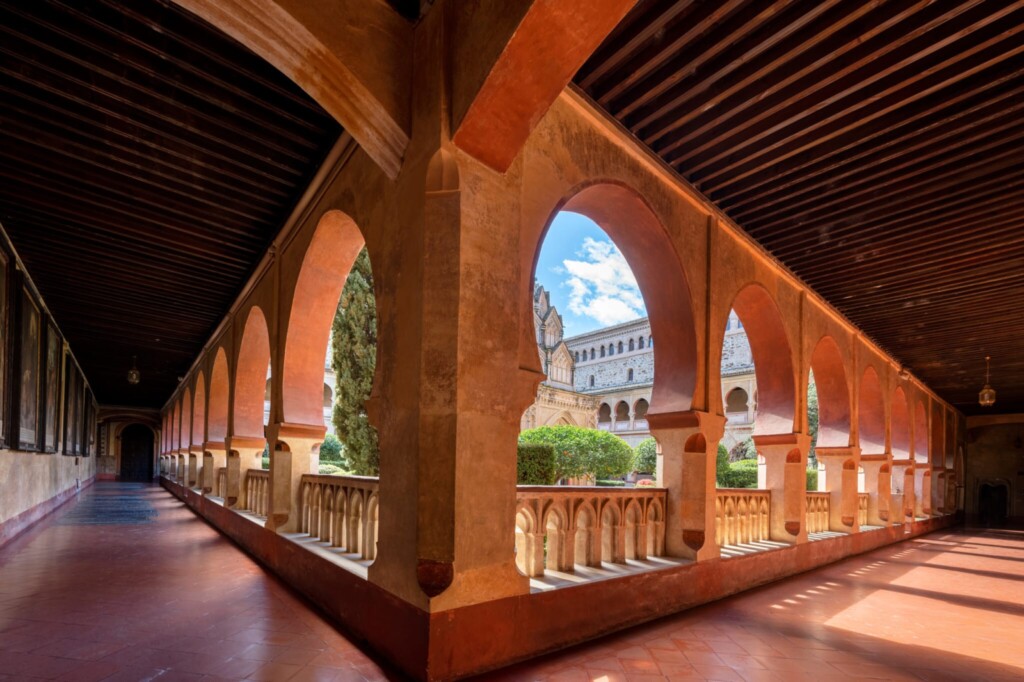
top-left (0, 483), bottom-right (395, 681)
top-left (3, 485), bottom-right (1023, 682)
top-left (483, 527), bottom-right (1024, 681)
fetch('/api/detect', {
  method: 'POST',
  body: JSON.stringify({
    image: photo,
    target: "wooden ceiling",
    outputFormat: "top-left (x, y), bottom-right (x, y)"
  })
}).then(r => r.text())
top-left (0, 0), bottom-right (340, 407)
top-left (577, 0), bottom-right (1024, 415)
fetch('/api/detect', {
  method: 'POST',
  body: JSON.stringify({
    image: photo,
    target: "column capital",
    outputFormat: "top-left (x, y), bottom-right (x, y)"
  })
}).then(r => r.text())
top-left (648, 409), bottom-right (726, 442)
top-left (816, 446), bottom-right (861, 460)
top-left (266, 422), bottom-right (327, 452)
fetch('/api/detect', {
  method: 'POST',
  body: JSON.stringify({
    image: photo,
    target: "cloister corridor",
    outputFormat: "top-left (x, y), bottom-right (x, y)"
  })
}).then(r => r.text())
top-left (0, 483), bottom-right (1020, 681)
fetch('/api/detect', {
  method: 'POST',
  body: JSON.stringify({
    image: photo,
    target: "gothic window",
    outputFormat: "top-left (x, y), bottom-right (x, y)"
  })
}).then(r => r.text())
top-left (575, 351), bottom-right (580, 362)
top-left (590, 348), bottom-right (595, 360)
top-left (627, 368), bottom-right (634, 381)
top-left (615, 401), bottom-right (630, 422)
top-left (634, 398), bottom-right (649, 419)
top-left (638, 337), bottom-right (645, 349)
top-left (628, 339), bottom-right (635, 351)
top-left (726, 387), bottom-right (749, 413)
top-left (608, 345), bottom-right (614, 356)
top-left (600, 346), bottom-right (606, 358)
top-left (617, 341), bottom-right (624, 353)
top-left (589, 375), bottom-right (595, 387)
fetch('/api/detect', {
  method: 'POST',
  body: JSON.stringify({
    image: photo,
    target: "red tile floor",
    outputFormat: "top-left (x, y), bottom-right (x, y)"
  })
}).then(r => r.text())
top-left (2, 483), bottom-right (1023, 682)
top-left (0, 483), bottom-right (394, 682)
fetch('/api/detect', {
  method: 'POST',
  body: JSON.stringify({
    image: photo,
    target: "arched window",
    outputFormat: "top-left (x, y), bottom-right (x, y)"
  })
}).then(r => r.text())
top-left (648, 336), bottom-right (653, 347)
top-left (590, 348), bottom-right (595, 360)
top-left (638, 337), bottom-right (645, 349)
top-left (597, 403), bottom-right (611, 423)
top-left (725, 387), bottom-right (749, 413)
top-left (589, 375), bottom-right (595, 387)
top-left (600, 346), bottom-right (606, 358)
top-left (629, 339), bottom-right (635, 352)
top-left (575, 351), bottom-right (580, 362)
top-left (617, 341), bottom-right (624, 353)
top-left (608, 345), bottom-right (614, 356)
top-left (323, 384), bottom-right (333, 408)
top-left (627, 368), bottom-right (634, 382)
top-left (634, 398), bottom-right (649, 419)
top-left (615, 401), bottom-right (630, 422)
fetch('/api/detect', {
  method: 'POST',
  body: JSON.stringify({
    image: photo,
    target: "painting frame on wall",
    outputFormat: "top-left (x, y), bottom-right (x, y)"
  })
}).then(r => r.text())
top-left (62, 353), bottom-right (79, 456)
top-left (0, 249), bottom-right (8, 448)
top-left (43, 322), bottom-right (61, 453)
top-left (17, 287), bottom-right (41, 451)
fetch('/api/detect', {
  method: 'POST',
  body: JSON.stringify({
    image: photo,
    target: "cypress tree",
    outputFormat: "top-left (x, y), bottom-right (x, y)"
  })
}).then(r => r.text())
top-left (331, 247), bottom-right (379, 475)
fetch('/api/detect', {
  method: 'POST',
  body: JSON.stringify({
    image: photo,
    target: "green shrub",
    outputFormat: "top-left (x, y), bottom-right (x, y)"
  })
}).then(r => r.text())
top-left (633, 437), bottom-right (658, 474)
top-left (595, 480), bottom-right (626, 487)
top-left (319, 433), bottom-right (345, 464)
top-left (517, 443), bottom-right (556, 485)
top-left (318, 463), bottom-right (349, 476)
top-left (518, 425), bottom-right (634, 481)
top-left (806, 467), bottom-right (818, 491)
top-left (261, 455), bottom-right (270, 470)
top-left (718, 458), bottom-right (758, 489)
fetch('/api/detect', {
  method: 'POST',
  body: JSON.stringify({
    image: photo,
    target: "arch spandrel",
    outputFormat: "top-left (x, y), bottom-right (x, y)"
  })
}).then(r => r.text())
top-left (235, 305), bottom-right (272, 440)
top-left (208, 347), bottom-right (230, 443)
top-left (858, 365), bottom-right (886, 455)
top-left (891, 386), bottom-right (912, 459)
top-left (191, 371), bottom-right (206, 448)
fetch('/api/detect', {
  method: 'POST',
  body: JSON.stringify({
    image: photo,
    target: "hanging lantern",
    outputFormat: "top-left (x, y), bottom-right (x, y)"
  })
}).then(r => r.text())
top-left (127, 355), bottom-right (141, 385)
top-left (978, 356), bottom-right (996, 407)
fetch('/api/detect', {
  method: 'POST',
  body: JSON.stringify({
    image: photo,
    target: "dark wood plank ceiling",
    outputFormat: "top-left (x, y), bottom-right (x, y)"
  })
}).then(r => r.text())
top-left (0, 0), bottom-right (340, 408)
top-left (577, 0), bottom-right (1024, 415)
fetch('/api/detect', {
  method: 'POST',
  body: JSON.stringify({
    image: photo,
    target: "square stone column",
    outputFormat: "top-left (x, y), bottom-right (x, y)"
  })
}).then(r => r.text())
top-left (651, 410), bottom-right (725, 561)
top-left (914, 467), bottom-right (931, 518)
top-left (860, 455), bottom-right (892, 527)
top-left (754, 434), bottom-right (812, 544)
top-left (265, 423), bottom-right (324, 533)
top-left (202, 442), bottom-right (228, 496)
top-left (226, 436), bottom-right (265, 509)
top-left (891, 462), bottom-right (916, 524)
top-left (932, 466), bottom-right (947, 515)
top-left (177, 451), bottom-right (186, 481)
top-left (816, 447), bottom-right (861, 533)
top-left (187, 451), bottom-right (201, 487)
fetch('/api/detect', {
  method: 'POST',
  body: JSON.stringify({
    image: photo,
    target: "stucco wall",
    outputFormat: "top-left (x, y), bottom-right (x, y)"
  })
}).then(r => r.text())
top-left (0, 450), bottom-right (95, 543)
top-left (965, 420), bottom-right (1024, 524)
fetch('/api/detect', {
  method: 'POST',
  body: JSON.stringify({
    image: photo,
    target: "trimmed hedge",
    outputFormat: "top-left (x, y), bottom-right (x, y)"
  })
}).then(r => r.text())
top-left (595, 480), bottom-right (626, 487)
top-left (633, 437), bottom-right (658, 474)
top-left (806, 467), bottom-right (818, 491)
top-left (318, 463), bottom-right (349, 475)
top-left (517, 443), bottom-right (556, 485)
top-left (718, 458), bottom-right (758, 489)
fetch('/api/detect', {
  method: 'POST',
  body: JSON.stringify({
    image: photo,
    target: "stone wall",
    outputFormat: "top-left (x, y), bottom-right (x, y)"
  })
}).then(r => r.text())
top-left (965, 419), bottom-right (1024, 525)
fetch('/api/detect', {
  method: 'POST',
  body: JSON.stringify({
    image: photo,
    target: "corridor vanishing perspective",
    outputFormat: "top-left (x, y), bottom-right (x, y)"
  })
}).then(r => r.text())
top-left (0, 1), bottom-right (1022, 680)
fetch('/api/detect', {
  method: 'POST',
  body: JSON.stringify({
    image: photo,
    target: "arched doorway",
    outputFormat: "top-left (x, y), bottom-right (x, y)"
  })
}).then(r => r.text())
top-left (120, 424), bottom-right (154, 481)
top-left (978, 481), bottom-right (1009, 526)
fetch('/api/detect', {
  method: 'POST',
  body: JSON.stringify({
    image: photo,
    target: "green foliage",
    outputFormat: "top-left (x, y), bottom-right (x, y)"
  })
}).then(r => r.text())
top-left (807, 373), bottom-right (819, 467)
top-left (518, 425), bottom-right (635, 482)
top-left (318, 463), bottom-right (349, 476)
top-left (730, 437), bottom-right (757, 461)
top-left (517, 443), bottom-right (556, 485)
top-left (718, 459), bottom-right (759, 489)
top-left (319, 433), bottom-right (345, 465)
top-left (633, 437), bottom-right (658, 474)
top-left (806, 467), bottom-right (818, 491)
top-left (261, 455), bottom-right (269, 470)
top-left (331, 248), bottom-right (380, 476)
top-left (596, 480), bottom-right (626, 487)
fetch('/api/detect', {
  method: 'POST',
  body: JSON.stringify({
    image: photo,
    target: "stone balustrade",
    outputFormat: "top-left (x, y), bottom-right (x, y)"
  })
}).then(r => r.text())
top-left (806, 492), bottom-right (830, 534)
top-left (715, 489), bottom-right (770, 546)
top-left (299, 474), bottom-right (380, 561)
top-left (858, 492), bottom-right (869, 526)
top-left (245, 470), bottom-right (269, 518)
top-left (514, 486), bottom-right (667, 578)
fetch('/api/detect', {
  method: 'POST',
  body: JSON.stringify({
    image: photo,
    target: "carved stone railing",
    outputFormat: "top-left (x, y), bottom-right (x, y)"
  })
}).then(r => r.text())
top-left (245, 470), bottom-right (269, 517)
top-left (217, 467), bottom-right (227, 499)
top-left (514, 486), bottom-right (667, 578)
top-left (299, 474), bottom-right (380, 561)
top-left (858, 492), bottom-right (869, 526)
top-left (890, 492), bottom-right (906, 523)
top-left (805, 492), bottom-right (830, 534)
top-left (715, 489), bottom-right (770, 546)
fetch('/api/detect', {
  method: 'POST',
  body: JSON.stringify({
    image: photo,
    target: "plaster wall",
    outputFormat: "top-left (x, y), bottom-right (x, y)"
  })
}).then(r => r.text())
top-left (0, 451), bottom-right (94, 546)
top-left (965, 419), bottom-right (1024, 524)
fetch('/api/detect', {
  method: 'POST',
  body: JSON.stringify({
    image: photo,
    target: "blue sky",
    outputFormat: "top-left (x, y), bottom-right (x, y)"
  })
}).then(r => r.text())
top-left (535, 211), bottom-right (647, 337)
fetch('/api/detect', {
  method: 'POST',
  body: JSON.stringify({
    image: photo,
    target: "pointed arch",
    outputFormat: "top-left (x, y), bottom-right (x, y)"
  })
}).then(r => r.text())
top-left (191, 371), bottom-right (206, 448)
top-left (208, 348), bottom-right (230, 443)
top-left (892, 387), bottom-right (911, 459)
top-left (859, 366), bottom-right (885, 455)
top-left (728, 284), bottom-right (795, 435)
top-left (180, 387), bottom-right (192, 450)
top-left (808, 336), bottom-right (851, 448)
top-left (533, 183), bottom-right (698, 415)
top-left (282, 210), bottom-right (368, 426)
top-left (235, 306), bottom-right (271, 440)
top-left (914, 401), bottom-right (929, 464)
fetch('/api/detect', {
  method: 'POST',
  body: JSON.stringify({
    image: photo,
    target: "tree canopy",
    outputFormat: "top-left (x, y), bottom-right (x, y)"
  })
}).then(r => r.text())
top-left (519, 425), bottom-right (634, 481)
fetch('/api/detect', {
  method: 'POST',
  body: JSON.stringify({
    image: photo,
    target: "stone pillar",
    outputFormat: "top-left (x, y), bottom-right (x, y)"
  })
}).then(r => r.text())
top-left (817, 447), bottom-right (861, 533)
top-left (203, 442), bottom-right (228, 495)
top-left (754, 434), bottom-right (812, 544)
top-left (914, 467), bottom-right (931, 518)
top-left (177, 451), bottom-right (186, 482)
top-left (860, 455), bottom-right (892, 527)
top-left (265, 423), bottom-right (324, 533)
top-left (932, 466), bottom-right (946, 515)
top-left (651, 411), bottom-right (725, 561)
top-left (226, 436), bottom-right (265, 509)
top-left (902, 465), bottom-right (917, 523)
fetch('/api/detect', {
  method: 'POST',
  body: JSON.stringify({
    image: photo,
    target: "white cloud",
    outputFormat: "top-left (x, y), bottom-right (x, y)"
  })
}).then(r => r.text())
top-left (562, 238), bottom-right (645, 326)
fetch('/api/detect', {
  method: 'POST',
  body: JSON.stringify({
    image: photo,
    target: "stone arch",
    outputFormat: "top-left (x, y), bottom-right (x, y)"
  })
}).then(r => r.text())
top-left (634, 398), bottom-right (649, 420)
top-left (574, 502), bottom-right (599, 567)
top-left (931, 401), bottom-right (945, 469)
top-left (891, 387), bottom-right (911, 459)
top-left (808, 336), bottom-right (851, 448)
top-left (543, 504), bottom-right (569, 572)
top-left (208, 348), bottom-right (230, 443)
top-left (514, 505), bottom-right (538, 576)
top-left (615, 401), bottom-right (630, 422)
top-left (600, 501), bottom-right (621, 564)
top-left (282, 210), bottom-right (368, 426)
top-left (235, 306), bottom-right (271, 440)
top-left (726, 284), bottom-right (795, 435)
top-left (859, 366), bottom-right (885, 455)
top-left (914, 401), bottom-right (929, 464)
top-left (725, 387), bottom-right (749, 413)
top-left (171, 400), bottom-right (180, 451)
top-left (529, 182), bottom-right (698, 416)
top-left (597, 403), bottom-right (611, 423)
top-left (181, 387), bottom-right (192, 451)
top-left (623, 500), bottom-right (643, 560)
top-left (191, 371), bottom-right (206, 448)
